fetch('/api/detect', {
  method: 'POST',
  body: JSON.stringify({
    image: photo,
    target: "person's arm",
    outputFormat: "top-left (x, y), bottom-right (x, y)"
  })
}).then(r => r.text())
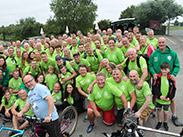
top-left (44, 95), bottom-right (55, 122)
top-left (129, 91), bottom-right (136, 110)
top-left (97, 61), bottom-right (103, 73)
top-left (89, 100), bottom-right (101, 117)
top-left (171, 53), bottom-right (180, 78)
top-left (17, 103), bottom-right (31, 117)
top-left (42, 70), bottom-right (46, 78)
top-left (88, 80), bottom-right (97, 94)
top-left (2, 67), bottom-right (9, 87)
top-left (137, 68), bottom-right (148, 89)
top-left (11, 104), bottom-right (18, 116)
top-left (120, 93), bottom-right (127, 109)
top-left (148, 54), bottom-right (156, 77)
top-left (61, 70), bottom-right (77, 84)
top-left (135, 95), bottom-right (151, 117)
top-left (77, 87), bottom-right (88, 98)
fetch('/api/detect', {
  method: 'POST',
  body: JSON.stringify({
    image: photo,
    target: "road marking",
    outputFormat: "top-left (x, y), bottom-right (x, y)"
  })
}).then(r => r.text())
top-left (166, 37), bottom-right (176, 45)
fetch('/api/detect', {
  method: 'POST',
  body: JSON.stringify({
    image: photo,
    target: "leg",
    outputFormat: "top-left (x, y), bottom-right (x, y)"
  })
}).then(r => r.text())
top-left (157, 108), bottom-right (162, 122)
top-left (87, 109), bottom-right (95, 125)
top-left (12, 115), bottom-right (18, 129)
top-left (170, 99), bottom-right (176, 114)
top-left (18, 120), bottom-right (29, 130)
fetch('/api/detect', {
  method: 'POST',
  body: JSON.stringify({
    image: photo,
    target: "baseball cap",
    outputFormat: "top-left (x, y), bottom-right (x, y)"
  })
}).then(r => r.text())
top-left (55, 55), bottom-right (62, 60)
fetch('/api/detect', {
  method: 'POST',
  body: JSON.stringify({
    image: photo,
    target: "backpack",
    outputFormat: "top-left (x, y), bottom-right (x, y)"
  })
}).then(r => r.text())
top-left (84, 49), bottom-right (98, 59)
top-left (123, 54), bottom-right (150, 75)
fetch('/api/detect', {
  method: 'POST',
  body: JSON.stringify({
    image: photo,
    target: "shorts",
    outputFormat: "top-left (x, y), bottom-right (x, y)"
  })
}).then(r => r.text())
top-left (116, 108), bottom-right (125, 124)
top-left (156, 102), bottom-right (169, 112)
top-left (139, 107), bottom-right (154, 122)
top-left (88, 104), bottom-right (116, 125)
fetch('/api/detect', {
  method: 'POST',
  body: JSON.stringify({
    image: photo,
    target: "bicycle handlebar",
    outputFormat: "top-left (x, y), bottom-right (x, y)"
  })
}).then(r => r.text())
top-left (22, 115), bottom-right (44, 123)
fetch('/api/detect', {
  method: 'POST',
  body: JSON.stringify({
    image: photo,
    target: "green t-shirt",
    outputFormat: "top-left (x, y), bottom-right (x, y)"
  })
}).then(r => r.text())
top-left (76, 73), bottom-right (96, 94)
top-left (45, 74), bottom-right (58, 91)
top-left (51, 90), bottom-right (62, 102)
top-left (120, 44), bottom-right (136, 55)
top-left (122, 56), bottom-right (147, 77)
top-left (15, 98), bottom-right (34, 116)
top-left (67, 95), bottom-right (74, 105)
top-left (131, 81), bottom-right (154, 109)
top-left (104, 47), bottom-right (124, 65)
top-left (2, 94), bottom-right (16, 109)
top-left (71, 46), bottom-right (79, 54)
top-left (19, 61), bottom-right (29, 73)
top-left (130, 37), bottom-right (139, 46)
top-left (156, 76), bottom-right (170, 105)
top-left (73, 58), bottom-right (90, 75)
top-left (6, 57), bottom-right (17, 73)
top-left (9, 77), bottom-right (22, 90)
top-left (88, 82), bottom-right (122, 111)
top-left (23, 66), bottom-right (41, 78)
top-left (146, 38), bottom-right (158, 49)
top-left (81, 50), bottom-right (103, 73)
top-left (107, 78), bottom-right (134, 109)
top-left (40, 58), bottom-right (57, 75)
top-left (59, 72), bottom-right (72, 92)
top-left (15, 57), bottom-right (22, 67)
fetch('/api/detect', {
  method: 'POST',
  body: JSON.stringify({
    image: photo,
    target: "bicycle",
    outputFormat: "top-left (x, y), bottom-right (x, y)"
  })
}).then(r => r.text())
top-left (103, 108), bottom-right (183, 137)
top-left (55, 101), bottom-right (78, 136)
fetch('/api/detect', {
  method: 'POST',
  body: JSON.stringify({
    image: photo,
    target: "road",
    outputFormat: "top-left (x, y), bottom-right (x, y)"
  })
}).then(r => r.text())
top-left (0, 30), bottom-right (183, 137)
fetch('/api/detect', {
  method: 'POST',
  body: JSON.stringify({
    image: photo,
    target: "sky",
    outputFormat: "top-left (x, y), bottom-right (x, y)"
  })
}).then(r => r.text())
top-left (0, 0), bottom-right (182, 27)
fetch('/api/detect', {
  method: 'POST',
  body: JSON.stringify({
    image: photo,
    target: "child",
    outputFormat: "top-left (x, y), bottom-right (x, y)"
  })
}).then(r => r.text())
top-left (36, 74), bottom-right (45, 85)
top-left (45, 65), bottom-right (58, 91)
top-left (153, 62), bottom-right (176, 131)
top-left (0, 89), bottom-right (16, 120)
top-left (59, 64), bottom-right (73, 92)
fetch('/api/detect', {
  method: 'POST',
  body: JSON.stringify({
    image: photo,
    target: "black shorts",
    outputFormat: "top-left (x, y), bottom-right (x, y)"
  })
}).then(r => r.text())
top-left (156, 102), bottom-right (169, 112)
top-left (116, 108), bottom-right (125, 124)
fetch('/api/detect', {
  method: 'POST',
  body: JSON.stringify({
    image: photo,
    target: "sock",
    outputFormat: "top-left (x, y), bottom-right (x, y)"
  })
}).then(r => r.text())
top-left (172, 114), bottom-right (176, 117)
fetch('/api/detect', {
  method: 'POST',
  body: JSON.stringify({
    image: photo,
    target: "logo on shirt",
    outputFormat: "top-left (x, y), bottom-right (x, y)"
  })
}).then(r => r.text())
top-left (167, 56), bottom-right (171, 61)
top-left (87, 79), bottom-right (91, 83)
top-left (121, 85), bottom-right (125, 90)
top-left (154, 57), bottom-right (158, 62)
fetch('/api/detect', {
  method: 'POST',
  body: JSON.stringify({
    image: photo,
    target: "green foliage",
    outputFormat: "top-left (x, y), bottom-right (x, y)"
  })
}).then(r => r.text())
top-left (119, 5), bottom-right (136, 19)
top-left (174, 20), bottom-right (179, 26)
top-left (97, 19), bottom-right (111, 31)
top-left (13, 17), bottom-right (42, 40)
top-left (50, 0), bottom-right (97, 34)
top-left (132, 0), bottom-right (183, 29)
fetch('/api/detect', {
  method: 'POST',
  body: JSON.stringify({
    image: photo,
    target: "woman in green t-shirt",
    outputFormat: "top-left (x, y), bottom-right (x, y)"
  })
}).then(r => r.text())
top-left (0, 89), bottom-right (16, 119)
top-left (63, 83), bottom-right (75, 106)
top-left (20, 51), bottom-right (29, 76)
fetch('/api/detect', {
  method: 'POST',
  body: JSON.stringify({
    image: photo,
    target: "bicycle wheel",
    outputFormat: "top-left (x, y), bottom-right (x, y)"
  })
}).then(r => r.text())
top-left (22, 127), bottom-right (36, 137)
top-left (59, 106), bottom-right (78, 136)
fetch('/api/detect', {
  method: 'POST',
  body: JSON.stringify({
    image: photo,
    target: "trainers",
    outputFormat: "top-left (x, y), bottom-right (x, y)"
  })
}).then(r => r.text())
top-left (172, 116), bottom-right (183, 126)
top-left (83, 115), bottom-right (88, 122)
top-left (86, 123), bottom-right (94, 133)
top-left (155, 122), bottom-right (162, 129)
top-left (163, 122), bottom-right (169, 131)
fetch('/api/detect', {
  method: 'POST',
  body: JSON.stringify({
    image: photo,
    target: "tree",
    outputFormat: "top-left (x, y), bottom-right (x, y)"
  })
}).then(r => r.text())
top-left (13, 17), bottom-right (42, 40)
top-left (119, 5), bottom-right (136, 19)
top-left (131, 0), bottom-right (183, 35)
top-left (50, 0), bottom-right (97, 34)
top-left (174, 20), bottom-right (179, 26)
top-left (97, 19), bottom-right (111, 31)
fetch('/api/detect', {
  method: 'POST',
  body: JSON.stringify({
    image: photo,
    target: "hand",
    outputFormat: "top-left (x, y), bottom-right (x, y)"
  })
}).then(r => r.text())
top-left (170, 75), bottom-right (175, 81)
top-left (5, 111), bottom-right (11, 118)
top-left (135, 111), bottom-right (141, 118)
top-left (17, 112), bottom-right (23, 118)
top-left (44, 116), bottom-right (52, 123)
top-left (122, 76), bottom-right (128, 82)
top-left (165, 98), bottom-right (170, 101)
top-left (137, 81), bottom-right (143, 90)
top-left (117, 64), bottom-right (122, 70)
top-left (70, 61), bottom-right (74, 67)
top-left (153, 74), bottom-right (158, 80)
top-left (160, 96), bottom-right (166, 101)
top-left (61, 79), bottom-right (66, 84)
top-left (94, 110), bottom-right (101, 118)
top-left (64, 98), bottom-right (67, 102)
top-left (88, 85), bottom-right (93, 94)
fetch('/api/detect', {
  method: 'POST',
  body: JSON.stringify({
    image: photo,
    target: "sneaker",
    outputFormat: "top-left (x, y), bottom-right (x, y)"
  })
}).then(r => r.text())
top-left (8, 131), bottom-right (17, 136)
top-left (155, 122), bottom-right (162, 129)
top-left (3, 117), bottom-right (11, 122)
top-left (83, 115), bottom-right (88, 122)
top-left (172, 116), bottom-right (183, 126)
top-left (163, 122), bottom-right (169, 131)
top-left (86, 123), bottom-right (94, 133)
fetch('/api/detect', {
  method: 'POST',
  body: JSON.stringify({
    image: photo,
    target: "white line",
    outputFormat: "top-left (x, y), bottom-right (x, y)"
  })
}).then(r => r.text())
top-left (166, 37), bottom-right (176, 45)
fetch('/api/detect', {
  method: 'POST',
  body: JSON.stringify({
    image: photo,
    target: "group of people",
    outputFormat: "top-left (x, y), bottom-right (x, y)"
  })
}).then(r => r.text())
top-left (0, 27), bottom-right (182, 136)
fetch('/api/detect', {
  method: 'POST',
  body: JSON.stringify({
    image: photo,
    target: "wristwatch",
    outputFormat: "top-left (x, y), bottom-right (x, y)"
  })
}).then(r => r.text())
top-left (48, 114), bottom-right (52, 117)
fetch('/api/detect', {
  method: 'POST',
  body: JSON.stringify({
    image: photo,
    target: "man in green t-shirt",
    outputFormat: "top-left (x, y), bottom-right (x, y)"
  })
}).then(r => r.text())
top-left (70, 52), bottom-right (91, 75)
top-left (118, 48), bottom-right (149, 89)
top-left (129, 70), bottom-right (154, 126)
top-left (76, 64), bottom-right (95, 110)
top-left (86, 72), bottom-right (127, 133)
top-left (147, 30), bottom-right (158, 50)
top-left (11, 89), bottom-right (34, 131)
top-left (107, 68), bottom-right (136, 127)
top-left (9, 70), bottom-right (22, 96)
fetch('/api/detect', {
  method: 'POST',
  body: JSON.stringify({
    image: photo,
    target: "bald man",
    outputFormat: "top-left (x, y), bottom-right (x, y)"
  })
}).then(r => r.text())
top-left (149, 37), bottom-right (182, 126)
top-left (17, 75), bottom-right (63, 137)
top-left (129, 70), bottom-right (154, 125)
top-left (118, 48), bottom-right (148, 89)
top-left (146, 30), bottom-right (158, 50)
